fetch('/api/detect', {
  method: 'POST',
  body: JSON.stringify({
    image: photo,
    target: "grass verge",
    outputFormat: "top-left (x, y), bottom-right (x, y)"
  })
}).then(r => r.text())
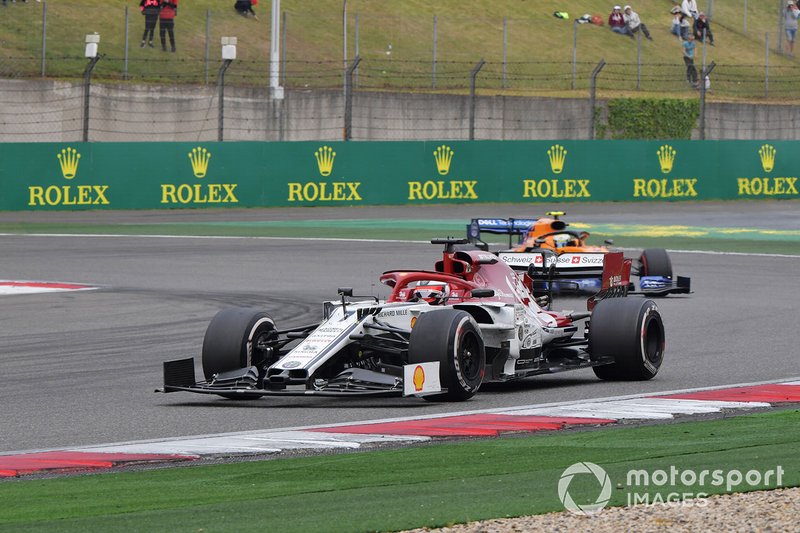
top-left (1, 409), bottom-right (797, 532)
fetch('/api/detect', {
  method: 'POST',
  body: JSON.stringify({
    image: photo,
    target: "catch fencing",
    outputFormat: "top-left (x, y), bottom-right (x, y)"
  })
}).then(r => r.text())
top-left (1, 1), bottom-right (800, 142)
top-left (3, 60), bottom-right (800, 143)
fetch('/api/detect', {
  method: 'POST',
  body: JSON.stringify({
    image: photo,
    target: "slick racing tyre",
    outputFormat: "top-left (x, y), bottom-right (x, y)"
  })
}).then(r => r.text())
top-left (589, 298), bottom-right (664, 381)
top-left (202, 308), bottom-right (277, 381)
top-left (639, 248), bottom-right (673, 278)
top-left (408, 309), bottom-right (485, 401)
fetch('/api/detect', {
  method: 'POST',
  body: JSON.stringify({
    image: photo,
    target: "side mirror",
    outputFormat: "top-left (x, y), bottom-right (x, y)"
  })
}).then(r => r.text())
top-left (337, 287), bottom-right (353, 297)
top-left (470, 288), bottom-right (495, 298)
top-left (604, 239), bottom-right (614, 245)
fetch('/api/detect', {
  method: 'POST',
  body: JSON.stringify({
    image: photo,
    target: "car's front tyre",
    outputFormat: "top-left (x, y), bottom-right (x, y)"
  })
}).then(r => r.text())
top-left (202, 307), bottom-right (276, 381)
top-left (408, 309), bottom-right (485, 401)
top-left (639, 248), bottom-right (673, 278)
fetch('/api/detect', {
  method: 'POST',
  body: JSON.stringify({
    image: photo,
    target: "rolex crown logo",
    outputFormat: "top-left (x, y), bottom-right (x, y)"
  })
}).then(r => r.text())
top-left (433, 145), bottom-right (454, 175)
top-left (547, 144), bottom-right (567, 174)
top-left (759, 144), bottom-right (776, 173)
top-left (657, 145), bottom-right (676, 174)
top-left (57, 147), bottom-right (81, 179)
top-left (315, 146), bottom-right (336, 177)
top-left (188, 147), bottom-right (211, 178)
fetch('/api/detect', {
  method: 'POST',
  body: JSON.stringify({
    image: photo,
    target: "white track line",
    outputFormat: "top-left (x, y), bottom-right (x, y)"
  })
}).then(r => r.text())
top-left (664, 249), bottom-right (800, 259)
top-left (0, 233), bottom-right (425, 244)
top-left (294, 376), bottom-right (800, 429)
top-left (3, 377), bottom-right (797, 458)
top-left (509, 398), bottom-right (769, 420)
top-left (2, 233), bottom-right (798, 258)
top-left (82, 432), bottom-right (429, 456)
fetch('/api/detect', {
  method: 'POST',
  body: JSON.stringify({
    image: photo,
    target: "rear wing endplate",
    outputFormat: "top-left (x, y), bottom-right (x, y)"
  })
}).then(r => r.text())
top-left (466, 218), bottom-right (538, 248)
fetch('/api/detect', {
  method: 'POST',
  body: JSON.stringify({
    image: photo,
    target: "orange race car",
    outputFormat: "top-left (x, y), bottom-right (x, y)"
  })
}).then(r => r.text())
top-left (466, 211), bottom-right (690, 296)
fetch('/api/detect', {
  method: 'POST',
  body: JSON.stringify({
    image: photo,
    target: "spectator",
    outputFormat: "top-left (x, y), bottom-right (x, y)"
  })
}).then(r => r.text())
top-left (670, 7), bottom-right (680, 36)
top-left (140, 0), bottom-right (161, 48)
top-left (234, 0), bottom-right (258, 19)
top-left (159, 0), bottom-right (178, 52)
top-left (669, 6), bottom-right (690, 40)
top-left (682, 33), bottom-right (699, 88)
top-left (694, 12), bottom-right (714, 46)
top-left (785, 1), bottom-right (800, 55)
top-left (608, 5), bottom-right (630, 36)
top-left (624, 5), bottom-right (653, 41)
top-left (681, 0), bottom-right (699, 20)
top-left (679, 12), bottom-right (691, 40)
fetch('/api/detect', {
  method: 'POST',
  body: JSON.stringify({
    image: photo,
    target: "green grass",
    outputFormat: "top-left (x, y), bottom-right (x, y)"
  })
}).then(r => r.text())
top-left (1, 218), bottom-right (798, 255)
top-left (1, 409), bottom-right (797, 532)
top-left (1, 0), bottom-right (798, 98)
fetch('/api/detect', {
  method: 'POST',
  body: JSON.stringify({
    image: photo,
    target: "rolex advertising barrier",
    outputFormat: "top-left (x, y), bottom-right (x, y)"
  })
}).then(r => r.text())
top-left (0, 140), bottom-right (797, 211)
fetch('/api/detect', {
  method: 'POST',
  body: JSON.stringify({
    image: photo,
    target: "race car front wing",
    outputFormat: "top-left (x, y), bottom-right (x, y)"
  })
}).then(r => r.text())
top-left (158, 357), bottom-right (412, 398)
top-left (634, 275), bottom-right (691, 296)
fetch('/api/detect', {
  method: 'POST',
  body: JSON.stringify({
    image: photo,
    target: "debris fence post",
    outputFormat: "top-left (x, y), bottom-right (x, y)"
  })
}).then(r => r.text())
top-left (344, 55), bottom-right (362, 141)
top-left (217, 59), bottom-right (233, 141)
top-left (82, 55), bottom-right (101, 142)
top-left (699, 61), bottom-right (716, 140)
top-left (40, 0), bottom-right (47, 77)
top-left (572, 20), bottom-right (578, 90)
top-left (469, 58), bottom-right (485, 140)
top-left (636, 30), bottom-right (642, 90)
top-left (588, 59), bottom-right (606, 140)
top-left (123, 6), bottom-right (129, 81)
top-left (432, 14), bottom-right (437, 89)
top-left (204, 10), bottom-right (211, 85)
top-left (765, 33), bottom-right (770, 98)
top-left (503, 17), bottom-right (508, 89)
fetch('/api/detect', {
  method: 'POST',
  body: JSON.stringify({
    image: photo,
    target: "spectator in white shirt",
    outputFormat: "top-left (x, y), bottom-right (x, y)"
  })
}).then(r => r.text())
top-left (624, 5), bottom-right (653, 40)
top-left (681, 0), bottom-right (699, 20)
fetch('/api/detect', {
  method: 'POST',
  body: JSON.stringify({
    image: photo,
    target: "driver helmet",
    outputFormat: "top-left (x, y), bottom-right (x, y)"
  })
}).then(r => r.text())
top-left (413, 281), bottom-right (450, 305)
top-left (553, 234), bottom-right (571, 249)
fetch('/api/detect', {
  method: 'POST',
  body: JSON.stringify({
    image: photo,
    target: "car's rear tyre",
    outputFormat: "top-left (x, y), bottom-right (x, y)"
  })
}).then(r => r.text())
top-left (639, 248), bottom-right (673, 278)
top-left (408, 309), bottom-right (485, 401)
top-left (589, 298), bottom-right (664, 381)
top-left (202, 308), bottom-right (276, 381)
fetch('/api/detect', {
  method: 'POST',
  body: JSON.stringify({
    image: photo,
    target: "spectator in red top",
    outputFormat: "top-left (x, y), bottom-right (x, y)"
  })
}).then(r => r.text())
top-left (608, 5), bottom-right (630, 35)
top-left (140, 0), bottom-right (161, 48)
top-left (235, 0), bottom-right (259, 19)
top-left (159, 0), bottom-right (178, 52)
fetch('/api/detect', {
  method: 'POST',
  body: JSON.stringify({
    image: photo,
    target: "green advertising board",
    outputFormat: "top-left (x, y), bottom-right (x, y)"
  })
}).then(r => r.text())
top-left (0, 141), bottom-right (796, 211)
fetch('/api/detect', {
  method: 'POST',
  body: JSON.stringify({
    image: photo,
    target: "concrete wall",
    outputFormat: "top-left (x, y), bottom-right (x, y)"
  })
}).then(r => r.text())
top-left (704, 102), bottom-right (800, 140)
top-left (0, 78), bottom-right (798, 142)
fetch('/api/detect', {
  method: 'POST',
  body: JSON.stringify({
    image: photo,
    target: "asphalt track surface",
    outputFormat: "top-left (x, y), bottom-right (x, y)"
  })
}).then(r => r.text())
top-left (1, 201), bottom-right (798, 453)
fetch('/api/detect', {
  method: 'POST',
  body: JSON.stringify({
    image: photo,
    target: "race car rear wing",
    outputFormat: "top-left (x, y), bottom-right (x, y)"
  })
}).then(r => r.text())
top-left (466, 218), bottom-right (538, 248)
top-left (504, 249), bottom-right (629, 309)
top-left (497, 250), bottom-right (606, 278)
top-left (497, 249), bottom-right (691, 299)
top-left (586, 252), bottom-right (631, 310)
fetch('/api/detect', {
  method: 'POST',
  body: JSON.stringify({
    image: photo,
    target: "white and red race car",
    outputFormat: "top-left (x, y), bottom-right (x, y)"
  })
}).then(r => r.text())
top-left (160, 239), bottom-right (665, 402)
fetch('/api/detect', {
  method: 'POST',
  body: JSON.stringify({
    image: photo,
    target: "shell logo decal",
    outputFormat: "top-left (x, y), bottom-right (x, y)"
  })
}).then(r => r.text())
top-left (412, 365), bottom-right (426, 391)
